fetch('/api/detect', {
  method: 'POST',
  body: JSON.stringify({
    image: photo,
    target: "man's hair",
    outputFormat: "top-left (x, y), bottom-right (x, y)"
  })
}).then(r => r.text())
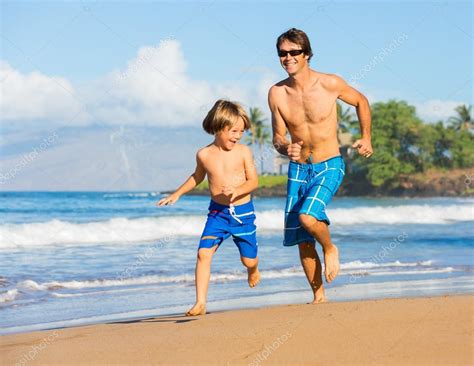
top-left (276, 28), bottom-right (313, 62)
top-left (202, 99), bottom-right (251, 135)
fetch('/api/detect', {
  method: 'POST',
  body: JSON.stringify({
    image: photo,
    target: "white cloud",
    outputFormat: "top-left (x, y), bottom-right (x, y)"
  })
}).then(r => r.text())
top-left (94, 40), bottom-right (214, 126)
top-left (349, 81), bottom-right (467, 123)
top-left (0, 61), bottom-right (83, 123)
top-left (414, 99), bottom-right (466, 122)
top-left (1, 40), bottom-right (274, 128)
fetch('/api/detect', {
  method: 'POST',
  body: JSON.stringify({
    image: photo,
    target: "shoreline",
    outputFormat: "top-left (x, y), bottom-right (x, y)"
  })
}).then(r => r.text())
top-left (184, 188), bottom-right (474, 198)
top-left (2, 295), bottom-right (472, 365)
top-left (180, 167), bottom-right (474, 198)
top-left (4, 274), bottom-right (472, 336)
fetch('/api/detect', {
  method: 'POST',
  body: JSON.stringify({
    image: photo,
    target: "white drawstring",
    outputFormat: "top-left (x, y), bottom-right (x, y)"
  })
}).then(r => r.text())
top-left (229, 204), bottom-right (243, 224)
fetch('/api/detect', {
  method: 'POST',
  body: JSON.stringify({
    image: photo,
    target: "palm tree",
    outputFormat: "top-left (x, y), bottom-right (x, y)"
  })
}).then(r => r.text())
top-left (448, 104), bottom-right (472, 132)
top-left (245, 107), bottom-right (271, 173)
top-left (337, 101), bottom-right (355, 132)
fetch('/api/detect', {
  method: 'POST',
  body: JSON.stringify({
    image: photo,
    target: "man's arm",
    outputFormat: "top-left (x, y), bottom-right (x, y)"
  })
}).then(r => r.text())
top-left (157, 151), bottom-right (206, 206)
top-left (268, 86), bottom-right (304, 161)
top-left (330, 75), bottom-right (373, 157)
top-left (268, 86), bottom-right (290, 155)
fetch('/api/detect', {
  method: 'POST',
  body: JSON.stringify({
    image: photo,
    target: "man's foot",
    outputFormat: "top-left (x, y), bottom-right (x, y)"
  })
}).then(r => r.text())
top-left (311, 297), bottom-right (328, 304)
top-left (311, 283), bottom-right (327, 304)
top-left (248, 267), bottom-right (260, 288)
top-left (323, 244), bottom-right (340, 283)
top-left (185, 302), bottom-right (206, 316)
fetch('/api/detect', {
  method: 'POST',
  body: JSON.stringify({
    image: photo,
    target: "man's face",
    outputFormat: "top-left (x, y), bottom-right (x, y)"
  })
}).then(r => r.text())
top-left (278, 40), bottom-right (308, 75)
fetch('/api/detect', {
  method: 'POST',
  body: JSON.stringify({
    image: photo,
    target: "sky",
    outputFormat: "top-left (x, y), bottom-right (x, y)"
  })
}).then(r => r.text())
top-left (0, 0), bottom-right (472, 191)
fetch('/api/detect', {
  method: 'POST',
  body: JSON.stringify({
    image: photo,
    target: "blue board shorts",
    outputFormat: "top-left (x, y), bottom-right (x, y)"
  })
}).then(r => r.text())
top-left (284, 155), bottom-right (345, 247)
top-left (199, 200), bottom-right (258, 258)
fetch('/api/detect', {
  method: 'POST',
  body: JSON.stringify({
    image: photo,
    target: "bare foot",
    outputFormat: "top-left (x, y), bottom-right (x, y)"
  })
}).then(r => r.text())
top-left (323, 244), bottom-right (340, 283)
top-left (311, 283), bottom-right (327, 304)
top-left (248, 267), bottom-right (260, 288)
top-left (311, 296), bottom-right (328, 304)
top-left (185, 302), bottom-right (206, 316)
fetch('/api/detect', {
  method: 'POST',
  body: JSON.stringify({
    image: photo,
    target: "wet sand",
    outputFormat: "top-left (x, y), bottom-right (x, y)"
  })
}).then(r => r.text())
top-left (2, 295), bottom-right (473, 365)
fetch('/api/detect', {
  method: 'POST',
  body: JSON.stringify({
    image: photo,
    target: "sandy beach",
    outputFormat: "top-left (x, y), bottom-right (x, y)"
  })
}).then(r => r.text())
top-left (2, 295), bottom-right (473, 365)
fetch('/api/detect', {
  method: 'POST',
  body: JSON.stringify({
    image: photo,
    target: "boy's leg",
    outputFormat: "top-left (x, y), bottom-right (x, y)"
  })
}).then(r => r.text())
top-left (298, 241), bottom-right (326, 303)
top-left (240, 256), bottom-right (260, 288)
top-left (299, 215), bottom-right (339, 284)
top-left (186, 246), bottom-right (218, 316)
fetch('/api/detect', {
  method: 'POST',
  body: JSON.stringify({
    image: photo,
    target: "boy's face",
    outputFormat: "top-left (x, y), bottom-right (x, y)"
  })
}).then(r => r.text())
top-left (216, 118), bottom-right (245, 151)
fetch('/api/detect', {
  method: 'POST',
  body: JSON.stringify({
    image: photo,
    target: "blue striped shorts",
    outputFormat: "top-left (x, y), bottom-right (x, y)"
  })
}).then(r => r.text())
top-left (284, 156), bottom-right (345, 246)
top-left (199, 200), bottom-right (258, 258)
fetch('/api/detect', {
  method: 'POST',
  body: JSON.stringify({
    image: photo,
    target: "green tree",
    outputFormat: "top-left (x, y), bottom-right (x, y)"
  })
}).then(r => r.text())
top-left (450, 127), bottom-right (474, 167)
top-left (336, 101), bottom-right (355, 132)
top-left (245, 107), bottom-right (271, 173)
top-left (448, 104), bottom-right (472, 132)
top-left (429, 121), bottom-right (474, 169)
top-left (351, 100), bottom-right (424, 187)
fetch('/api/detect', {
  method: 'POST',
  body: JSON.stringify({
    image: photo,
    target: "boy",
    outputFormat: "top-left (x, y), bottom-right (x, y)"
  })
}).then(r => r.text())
top-left (157, 99), bottom-right (260, 316)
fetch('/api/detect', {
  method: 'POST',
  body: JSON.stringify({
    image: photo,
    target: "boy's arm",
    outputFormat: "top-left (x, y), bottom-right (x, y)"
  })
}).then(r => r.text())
top-left (224, 146), bottom-right (258, 203)
top-left (157, 152), bottom-right (206, 206)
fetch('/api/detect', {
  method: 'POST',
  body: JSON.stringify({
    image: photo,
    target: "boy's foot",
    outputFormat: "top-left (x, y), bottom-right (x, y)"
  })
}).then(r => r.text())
top-left (248, 267), bottom-right (260, 288)
top-left (323, 244), bottom-right (340, 283)
top-left (185, 303), bottom-right (206, 316)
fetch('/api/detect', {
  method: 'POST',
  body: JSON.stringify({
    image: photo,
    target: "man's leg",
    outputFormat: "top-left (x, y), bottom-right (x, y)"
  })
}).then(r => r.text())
top-left (298, 241), bottom-right (326, 303)
top-left (299, 214), bottom-right (340, 283)
top-left (186, 246), bottom-right (218, 316)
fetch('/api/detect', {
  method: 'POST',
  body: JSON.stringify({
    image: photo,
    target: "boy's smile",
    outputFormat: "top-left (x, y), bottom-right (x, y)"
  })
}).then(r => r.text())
top-left (216, 118), bottom-right (245, 151)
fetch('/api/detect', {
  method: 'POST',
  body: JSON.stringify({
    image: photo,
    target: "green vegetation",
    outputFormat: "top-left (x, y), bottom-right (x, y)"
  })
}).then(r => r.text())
top-left (245, 107), bottom-right (272, 173)
top-left (259, 174), bottom-right (287, 187)
top-left (195, 101), bottom-right (473, 194)
top-left (195, 175), bottom-right (287, 191)
top-left (348, 100), bottom-right (473, 188)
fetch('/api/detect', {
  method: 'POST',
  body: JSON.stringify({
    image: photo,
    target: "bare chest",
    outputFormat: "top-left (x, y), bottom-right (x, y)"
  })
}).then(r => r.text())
top-left (280, 88), bottom-right (337, 128)
top-left (205, 153), bottom-right (245, 181)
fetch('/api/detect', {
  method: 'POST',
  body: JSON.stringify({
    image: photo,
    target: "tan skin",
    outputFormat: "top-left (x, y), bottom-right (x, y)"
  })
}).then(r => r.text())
top-left (157, 118), bottom-right (260, 316)
top-left (269, 39), bottom-right (372, 303)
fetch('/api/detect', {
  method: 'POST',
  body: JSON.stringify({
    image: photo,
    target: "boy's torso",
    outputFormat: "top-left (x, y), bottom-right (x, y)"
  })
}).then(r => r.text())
top-left (200, 144), bottom-right (250, 206)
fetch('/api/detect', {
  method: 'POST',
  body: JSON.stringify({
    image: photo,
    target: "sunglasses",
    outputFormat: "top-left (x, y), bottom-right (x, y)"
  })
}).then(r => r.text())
top-left (278, 49), bottom-right (304, 58)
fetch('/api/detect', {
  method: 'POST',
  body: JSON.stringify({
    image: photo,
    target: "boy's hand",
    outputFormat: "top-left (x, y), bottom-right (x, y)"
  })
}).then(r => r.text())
top-left (156, 194), bottom-right (179, 206)
top-left (287, 141), bottom-right (304, 161)
top-left (222, 185), bottom-right (236, 203)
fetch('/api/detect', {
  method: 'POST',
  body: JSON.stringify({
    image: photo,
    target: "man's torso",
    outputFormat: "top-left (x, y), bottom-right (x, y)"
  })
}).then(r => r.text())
top-left (273, 71), bottom-right (341, 163)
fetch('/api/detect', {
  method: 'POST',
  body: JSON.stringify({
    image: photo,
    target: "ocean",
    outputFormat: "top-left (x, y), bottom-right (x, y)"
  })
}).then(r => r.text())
top-left (1, 192), bottom-right (473, 334)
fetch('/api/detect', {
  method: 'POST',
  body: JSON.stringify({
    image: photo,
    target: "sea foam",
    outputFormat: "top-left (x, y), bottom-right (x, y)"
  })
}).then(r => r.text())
top-left (1, 204), bottom-right (472, 248)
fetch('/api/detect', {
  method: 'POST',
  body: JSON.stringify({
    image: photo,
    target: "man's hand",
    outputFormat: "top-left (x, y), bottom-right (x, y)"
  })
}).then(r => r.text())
top-left (157, 193), bottom-right (180, 206)
top-left (352, 138), bottom-right (373, 158)
top-left (287, 141), bottom-right (304, 161)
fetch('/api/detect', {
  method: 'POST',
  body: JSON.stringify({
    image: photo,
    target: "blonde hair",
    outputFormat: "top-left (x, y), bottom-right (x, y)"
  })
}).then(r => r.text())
top-left (202, 99), bottom-right (251, 135)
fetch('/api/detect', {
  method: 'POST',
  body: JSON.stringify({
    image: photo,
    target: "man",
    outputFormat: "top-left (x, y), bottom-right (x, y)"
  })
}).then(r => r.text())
top-left (268, 28), bottom-right (372, 303)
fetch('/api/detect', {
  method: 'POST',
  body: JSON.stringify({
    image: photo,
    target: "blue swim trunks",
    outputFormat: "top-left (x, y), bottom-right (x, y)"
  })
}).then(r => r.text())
top-left (284, 155), bottom-right (345, 247)
top-left (199, 200), bottom-right (258, 258)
